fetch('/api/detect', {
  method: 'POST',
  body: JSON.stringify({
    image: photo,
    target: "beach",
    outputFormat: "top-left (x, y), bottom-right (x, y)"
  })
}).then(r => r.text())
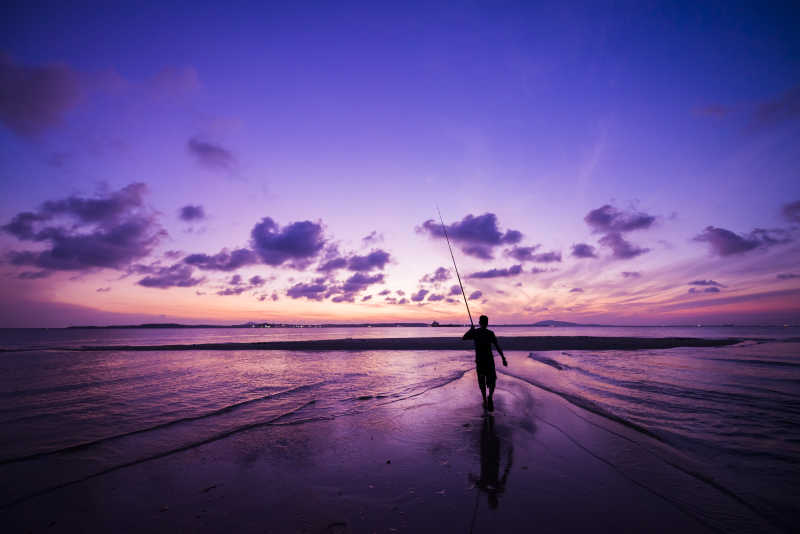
top-left (2, 366), bottom-right (777, 533)
top-left (2, 330), bottom-right (797, 533)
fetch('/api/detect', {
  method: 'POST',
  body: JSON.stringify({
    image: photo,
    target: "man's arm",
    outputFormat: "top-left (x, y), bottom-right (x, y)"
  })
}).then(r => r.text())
top-left (463, 327), bottom-right (475, 340)
top-left (492, 332), bottom-right (507, 366)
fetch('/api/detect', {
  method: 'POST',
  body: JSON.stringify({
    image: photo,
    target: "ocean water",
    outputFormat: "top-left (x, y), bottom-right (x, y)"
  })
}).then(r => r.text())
top-left (0, 327), bottom-right (798, 530)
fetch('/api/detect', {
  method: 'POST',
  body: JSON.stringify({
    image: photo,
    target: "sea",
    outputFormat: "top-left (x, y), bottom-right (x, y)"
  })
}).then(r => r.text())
top-left (0, 325), bottom-right (798, 531)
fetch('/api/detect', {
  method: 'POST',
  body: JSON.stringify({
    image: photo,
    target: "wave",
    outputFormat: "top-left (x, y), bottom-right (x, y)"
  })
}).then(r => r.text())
top-left (527, 352), bottom-right (569, 370)
top-left (0, 380), bottom-right (328, 466)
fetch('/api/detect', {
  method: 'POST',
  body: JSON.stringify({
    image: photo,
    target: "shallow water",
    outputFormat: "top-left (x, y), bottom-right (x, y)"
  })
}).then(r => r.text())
top-left (0, 328), bottom-right (797, 530)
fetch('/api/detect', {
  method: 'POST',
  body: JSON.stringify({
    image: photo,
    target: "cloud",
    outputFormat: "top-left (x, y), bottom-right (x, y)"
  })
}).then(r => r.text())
top-left (505, 245), bottom-right (540, 261)
top-left (249, 275), bottom-right (266, 287)
top-left (341, 272), bottom-right (384, 293)
top-left (689, 279), bottom-right (724, 287)
top-left (361, 231), bottom-right (383, 246)
top-left (361, 295), bottom-right (372, 302)
top-left (688, 286), bottom-right (721, 294)
top-left (184, 248), bottom-right (258, 271)
top-left (179, 205), bottom-right (206, 222)
top-left (599, 232), bottom-right (649, 259)
top-left (468, 290), bottom-right (482, 300)
top-left (571, 243), bottom-right (598, 258)
top-left (777, 273), bottom-right (800, 280)
top-left (418, 213), bottom-right (522, 260)
top-left (187, 137), bottom-right (236, 170)
top-left (428, 294), bottom-right (445, 302)
top-left (3, 183), bottom-right (164, 272)
top-left (621, 271), bottom-right (641, 278)
top-left (753, 84), bottom-right (800, 127)
top-left (530, 267), bottom-right (548, 274)
top-left (693, 226), bottom-right (791, 256)
top-left (783, 200), bottom-right (800, 223)
top-left (468, 265), bottom-right (523, 279)
top-left (251, 217), bottom-right (325, 268)
top-left (570, 288), bottom-right (584, 293)
top-left (96, 287), bottom-right (111, 292)
top-left (15, 270), bottom-right (50, 280)
top-left (448, 285), bottom-right (462, 296)
top-left (421, 267), bottom-right (451, 283)
top-left (317, 257), bottom-right (348, 272)
top-left (411, 289), bottom-right (429, 302)
top-left (378, 289), bottom-right (391, 296)
top-left (531, 251), bottom-right (561, 263)
top-left (286, 279), bottom-right (328, 301)
top-left (0, 53), bottom-right (82, 137)
top-left (138, 264), bottom-right (204, 289)
top-left (585, 205), bottom-right (656, 234)
top-left (347, 249), bottom-right (391, 271)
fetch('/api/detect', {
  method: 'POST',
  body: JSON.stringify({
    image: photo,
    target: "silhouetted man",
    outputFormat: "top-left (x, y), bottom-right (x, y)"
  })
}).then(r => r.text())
top-left (463, 315), bottom-right (506, 411)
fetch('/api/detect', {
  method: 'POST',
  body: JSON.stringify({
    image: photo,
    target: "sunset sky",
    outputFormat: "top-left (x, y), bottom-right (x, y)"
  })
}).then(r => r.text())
top-left (1, 2), bottom-right (799, 327)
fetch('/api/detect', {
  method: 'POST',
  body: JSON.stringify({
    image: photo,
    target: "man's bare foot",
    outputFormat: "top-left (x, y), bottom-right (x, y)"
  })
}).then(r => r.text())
top-left (487, 397), bottom-right (494, 412)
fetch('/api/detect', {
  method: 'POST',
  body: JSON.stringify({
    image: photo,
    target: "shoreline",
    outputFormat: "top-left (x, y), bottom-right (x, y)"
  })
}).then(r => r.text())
top-left (51, 335), bottom-right (750, 352)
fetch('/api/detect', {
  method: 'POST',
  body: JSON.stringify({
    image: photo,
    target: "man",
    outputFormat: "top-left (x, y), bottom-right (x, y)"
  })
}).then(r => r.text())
top-left (463, 315), bottom-right (507, 411)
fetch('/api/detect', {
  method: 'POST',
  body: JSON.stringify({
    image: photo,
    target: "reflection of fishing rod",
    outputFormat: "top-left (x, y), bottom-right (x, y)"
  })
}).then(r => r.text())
top-left (437, 206), bottom-right (474, 328)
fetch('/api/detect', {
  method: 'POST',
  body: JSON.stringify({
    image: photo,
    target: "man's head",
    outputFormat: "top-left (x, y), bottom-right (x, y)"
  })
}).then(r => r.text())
top-left (479, 315), bottom-right (488, 328)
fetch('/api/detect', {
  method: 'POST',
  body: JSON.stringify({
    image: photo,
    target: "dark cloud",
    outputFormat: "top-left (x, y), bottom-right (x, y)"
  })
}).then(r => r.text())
top-left (187, 137), bottom-right (235, 170)
top-left (418, 213), bottom-right (522, 260)
top-left (505, 245), bottom-right (540, 262)
top-left (96, 287), bottom-right (111, 292)
top-left (249, 275), bottom-right (266, 287)
top-left (693, 226), bottom-right (792, 256)
top-left (448, 285), bottom-right (462, 296)
top-left (251, 217), bottom-right (325, 268)
top-left (347, 249), bottom-right (391, 271)
top-left (421, 267), bottom-right (451, 283)
top-left (428, 294), bottom-right (444, 302)
top-left (179, 205), bottom-right (205, 222)
top-left (689, 279), bottom-right (724, 287)
top-left (410, 289), bottom-right (429, 302)
top-left (688, 286), bottom-right (721, 294)
top-left (361, 231), bottom-right (383, 246)
top-left (621, 271), bottom-right (641, 278)
top-left (468, 290), bottom-right (482, 300)
top-left (341, 272), bottom-right (384, 293)
top-left (3, 183), bottom-right (164, 272)
top-left (783, 200), bottom-right (800, 223)
top-left (599, 232), bottom-right (649, 259)
top-left (138, 264), bottom-right (204, 289)
top-left (570, 288), bottom-right (584, 293)
top-left (217, 286), bottom-right (247, 296)
top-left (753, 84), bottom-right (800, 127)
top-left (286, 279), bottom-right (328, 301)
top-left (216, 274), bottom-right (268, 296)
top-left (585, 205), bottom-right (656, 234)
top-left (0, 53), bottom-right (82, 137)
top-left (530, 251), bottom-right (561, 263)
top-left (17, 270), bottom-right (50, 279)
top-left (378, 289), bottom-right (391, 296)
top-left (571, 243), bottom-right (598, 259)
top-left (317, 257), bottom-right (347, 272)
top-left (184, 248), bottom-right (258, 271)
top-left (361, 295), bottom-right (372, 302)
top-left (397, 298), bottom-right (408, 305)
top-left (530, 267), bottom-right (548, 274)
top-left (467, 265), bottom-right (523, 279)
top-left (777, 273), bottom-right (800, 280)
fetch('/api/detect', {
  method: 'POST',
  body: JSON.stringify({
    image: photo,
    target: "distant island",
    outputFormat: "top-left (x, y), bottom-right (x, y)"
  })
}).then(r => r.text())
top-left (67, 319), bottom-right (611, 329)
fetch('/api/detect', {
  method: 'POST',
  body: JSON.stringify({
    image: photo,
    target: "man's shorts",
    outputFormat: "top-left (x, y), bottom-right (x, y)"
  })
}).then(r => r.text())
top-left (476, 361), bottom-right (497, 385)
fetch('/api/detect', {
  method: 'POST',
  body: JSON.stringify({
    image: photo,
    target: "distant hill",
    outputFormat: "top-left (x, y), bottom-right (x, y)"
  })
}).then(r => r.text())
top-left (530, 320), bottom-right (608, 327)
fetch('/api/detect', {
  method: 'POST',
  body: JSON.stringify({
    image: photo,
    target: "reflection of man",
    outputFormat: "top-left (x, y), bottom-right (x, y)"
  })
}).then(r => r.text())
top-left (469, 416), bottom-right (513, 510)
top-left (463, 315), bottom-right (507, 411)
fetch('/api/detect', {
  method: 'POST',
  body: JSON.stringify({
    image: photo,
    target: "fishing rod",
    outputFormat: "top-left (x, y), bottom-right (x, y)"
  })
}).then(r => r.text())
top-left (437, 205), bottom-right (474, 328)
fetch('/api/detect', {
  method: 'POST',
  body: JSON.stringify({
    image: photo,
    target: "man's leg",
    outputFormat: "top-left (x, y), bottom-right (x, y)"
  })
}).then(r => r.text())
top-left (487, 374), bottom-right (496, 411)
top-left (477, 372), bottom-right (487, 407)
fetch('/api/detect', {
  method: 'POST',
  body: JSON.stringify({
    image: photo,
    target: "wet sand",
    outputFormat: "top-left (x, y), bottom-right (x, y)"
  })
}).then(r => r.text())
top-left (60, 335), bottom-right (746, 352)
top-left (2, 367), bottom-right (774, 533)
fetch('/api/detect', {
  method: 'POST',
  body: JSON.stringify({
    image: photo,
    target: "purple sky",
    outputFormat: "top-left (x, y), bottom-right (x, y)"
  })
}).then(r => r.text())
top-left (1, 2), bottom-right (799, 326)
